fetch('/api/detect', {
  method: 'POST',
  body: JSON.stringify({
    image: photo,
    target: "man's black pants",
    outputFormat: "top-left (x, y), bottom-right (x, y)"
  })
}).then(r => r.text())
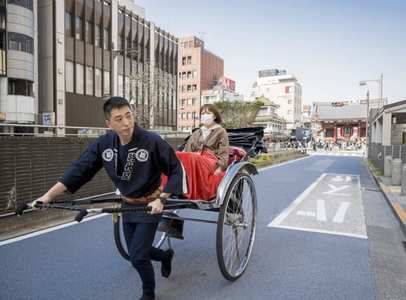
top-left (123, 222), bottom-right (167, 296)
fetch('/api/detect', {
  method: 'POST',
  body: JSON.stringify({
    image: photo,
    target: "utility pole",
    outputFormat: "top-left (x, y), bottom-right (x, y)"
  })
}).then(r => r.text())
top-left (366, 90), bottom-right (370, 157)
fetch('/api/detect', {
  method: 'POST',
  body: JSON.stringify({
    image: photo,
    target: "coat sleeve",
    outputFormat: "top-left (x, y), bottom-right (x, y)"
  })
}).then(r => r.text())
top-left (184, 129), bottom-right (199, 152)
top-left (156, 137), bottom-right (185, 195)
top-left (58, 140), bottom-right (104, 193)
top-left (216, 128), bottom-right (230, 171)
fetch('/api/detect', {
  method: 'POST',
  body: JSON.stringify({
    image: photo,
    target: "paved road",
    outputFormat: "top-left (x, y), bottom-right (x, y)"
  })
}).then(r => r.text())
top-left (1, 155), bottom-right (406, 300)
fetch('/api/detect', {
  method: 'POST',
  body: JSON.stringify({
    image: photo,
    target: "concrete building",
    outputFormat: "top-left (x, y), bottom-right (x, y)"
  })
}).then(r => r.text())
top-left (253, 96), bottom-right (284, 135)
top-left (177, 36), bottom-right (223, 131)
top-left (38, 0), bottom-right (178, 135)
top-left (201, 76), bottom-right (242, 105)
top-left (370, 100), bottom-right (406, 146)
top-left (312, 101), bottom-right (366, 142)
top-left (0, 0), bottom-right (38, 133)
top-left (251, 69), bottom-right (302, 130)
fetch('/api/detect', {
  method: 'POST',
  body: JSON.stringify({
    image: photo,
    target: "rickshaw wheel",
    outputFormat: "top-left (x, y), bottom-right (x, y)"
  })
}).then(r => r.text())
top-left (216, 172), bottom-right (257, 281)
top-left (113, 213), bottom-right (130, 261)
top-left (113, 214), bottom-right (169, 261)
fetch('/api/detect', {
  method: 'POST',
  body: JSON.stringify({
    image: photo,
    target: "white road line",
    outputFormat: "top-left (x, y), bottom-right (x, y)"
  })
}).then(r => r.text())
top-left (271, 225), bottom-right (367, 239)
top-left (0, 213), bottom-right (108, 247)
top-left (316, 199), bottom-right (327, 221)
top-left (259, 155), bottom-right (310, 172)
top-left (268, 173), bottom-right (326, 227)
top-left (333, 202), bottom-right (350, 223)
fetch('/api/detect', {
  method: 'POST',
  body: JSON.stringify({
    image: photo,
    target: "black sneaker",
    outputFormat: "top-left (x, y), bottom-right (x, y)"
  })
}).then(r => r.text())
top-left (139, 293), bottom-right (155, 300)
top-left (161, 248), bottom-right (174, 278)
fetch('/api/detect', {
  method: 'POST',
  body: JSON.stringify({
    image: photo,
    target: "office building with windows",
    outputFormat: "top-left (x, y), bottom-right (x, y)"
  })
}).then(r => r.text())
top-left (38, 0), bottom-right (178, 135)
top-left (0, 0), bottom-right (38, 132)
top-left (177, 36), bottom-right (223, 131)
top-left (251, 69), bottom-right (302, 130)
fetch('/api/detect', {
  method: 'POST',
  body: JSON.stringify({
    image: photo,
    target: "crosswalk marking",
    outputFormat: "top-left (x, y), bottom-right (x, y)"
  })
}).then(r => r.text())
top-left (309, 152), bottom-right (363, 157)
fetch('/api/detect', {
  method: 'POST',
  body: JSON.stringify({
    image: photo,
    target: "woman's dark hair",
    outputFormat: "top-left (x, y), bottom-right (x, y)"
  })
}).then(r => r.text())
top-left (200, 104), bottom-right (222, 124)
top-left (103, 97), bottom-right (131, 119)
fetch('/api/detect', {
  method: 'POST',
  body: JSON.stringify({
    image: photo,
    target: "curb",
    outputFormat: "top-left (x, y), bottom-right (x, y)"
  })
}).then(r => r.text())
top-left (366, 163), bottom-right (406, 238)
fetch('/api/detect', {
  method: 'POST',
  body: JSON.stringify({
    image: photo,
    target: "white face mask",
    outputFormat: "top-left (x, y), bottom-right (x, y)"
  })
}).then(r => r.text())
top-left (200, 113), bottom-right (215, 126)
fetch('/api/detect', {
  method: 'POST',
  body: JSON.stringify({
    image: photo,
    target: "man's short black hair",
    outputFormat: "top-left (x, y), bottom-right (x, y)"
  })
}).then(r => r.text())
top-left (103, 96), bottom-right (131, 119)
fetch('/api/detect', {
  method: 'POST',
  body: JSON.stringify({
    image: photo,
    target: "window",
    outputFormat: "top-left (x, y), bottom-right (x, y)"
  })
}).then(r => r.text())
top-left (192, 84), bottom-right (197, 91)
top-left (0, 29), bottom-right (5, 75)
top-left (103, 28), bottom-right (109, 49)
top-left (86, 66), bottom-right (93, 95)
top-left (187, 56), bottom-right (192, 64)
top-left (65, 12), bottom-right (74, 37)
top-left (187, 71), bottom-right (191, 79)
top-left (95, 68), bottom-right (102, 97)
top-left (181, 99), bottom-right (185, 107)
top-left (182, 72), bottom-right (186, 79)
top-left (187, 112), bottom-right (191, 120)
top-left (187, 85), bottom-right (191, 92)
top-left (181, 112), bottom-right (184, 120)
top-left (7, 0), bottom-right (33, 10)
top-left (124, 76), bottom-right (130, 99)
top-left (117, 74), bottom-right (123, 97)
top-left (402, 132), bottom-right (406, 144)
top-left (182, 56), bottom-right (186, 65)
top-left (118, 34), bottom-right (124, 49)
top-left (86, 20), bottom-right (93, 44)
top-left (75, 16), bottom-right (83, 40)
top-left (0, 48), bottom-right (5, 76)
top-left (65, 61), bottom-right (74, 92)
top-left (8, 32), bottom-right (33, 53)
top-left (325, 128), bottom-right (334, 138)
top-left (7, 78), bottom-right (33, 96)
top-left (76, 63), bottom-right (84, 94)
top-left (103, 70), bottom-right (110, 96)
top-left (188, 41), bottom-right (193, 48)
top-left (95, 25), bottom-right (101, 47)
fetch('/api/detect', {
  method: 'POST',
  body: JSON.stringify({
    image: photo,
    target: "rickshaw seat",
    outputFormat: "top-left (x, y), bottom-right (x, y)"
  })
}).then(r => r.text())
top-left (228, 146), bottom-right (246, 166)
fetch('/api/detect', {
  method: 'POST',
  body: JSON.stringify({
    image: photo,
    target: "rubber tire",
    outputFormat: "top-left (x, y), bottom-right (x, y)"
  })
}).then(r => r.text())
top-left (216, 172), bottom-right (257, 281)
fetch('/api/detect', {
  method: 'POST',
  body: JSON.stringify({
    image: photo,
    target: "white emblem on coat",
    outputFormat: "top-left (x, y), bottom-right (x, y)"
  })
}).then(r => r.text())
top-left (102, 149), bottom-right (114, 162)
top-left (135, 149), bottom-right (149, 162)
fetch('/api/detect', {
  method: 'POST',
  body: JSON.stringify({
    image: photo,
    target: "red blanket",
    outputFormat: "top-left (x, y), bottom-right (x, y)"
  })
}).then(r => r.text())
top-left (161, 150), bottom-right (225, 200)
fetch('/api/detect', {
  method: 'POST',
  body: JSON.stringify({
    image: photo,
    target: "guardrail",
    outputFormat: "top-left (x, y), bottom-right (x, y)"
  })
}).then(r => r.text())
top-left (0, 123), bottom-right (189, 139)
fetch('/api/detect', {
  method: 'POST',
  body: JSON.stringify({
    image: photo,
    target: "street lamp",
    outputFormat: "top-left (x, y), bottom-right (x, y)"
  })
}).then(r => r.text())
top-left (359, 74), bottom-right (384, 108)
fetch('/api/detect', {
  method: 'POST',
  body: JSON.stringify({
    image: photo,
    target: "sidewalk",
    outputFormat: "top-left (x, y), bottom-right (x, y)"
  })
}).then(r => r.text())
top-left (373, 175), bottom-right (406, 237)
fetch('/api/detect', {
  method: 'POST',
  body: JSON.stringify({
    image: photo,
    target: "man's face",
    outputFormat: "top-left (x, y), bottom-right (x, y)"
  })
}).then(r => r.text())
top-left (106, 106), bottom-right (135, 138)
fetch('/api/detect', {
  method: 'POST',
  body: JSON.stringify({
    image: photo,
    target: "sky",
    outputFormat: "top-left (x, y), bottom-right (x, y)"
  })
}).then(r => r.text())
top-left (137, 0), bottom-right (406, 105)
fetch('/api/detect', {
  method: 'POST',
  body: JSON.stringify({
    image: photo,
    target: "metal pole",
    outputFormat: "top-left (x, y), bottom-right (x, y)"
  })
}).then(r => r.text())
top-left (366, 90), bottom-right (370, 157)
top-left (380, 74), bottom-right (383, 107)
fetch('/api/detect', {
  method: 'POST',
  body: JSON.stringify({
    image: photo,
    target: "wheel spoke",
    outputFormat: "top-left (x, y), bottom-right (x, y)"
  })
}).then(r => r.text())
top-left (220, 174), bottom-right (257, 279)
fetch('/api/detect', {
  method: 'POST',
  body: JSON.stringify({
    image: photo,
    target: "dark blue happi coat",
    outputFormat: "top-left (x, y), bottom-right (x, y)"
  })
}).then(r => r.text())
top-left (59, 125), bottom-right (185, 222)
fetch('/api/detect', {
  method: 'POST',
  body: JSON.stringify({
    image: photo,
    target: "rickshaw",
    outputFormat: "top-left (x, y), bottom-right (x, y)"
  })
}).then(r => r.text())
top-left (16, 127), bottom-right (265, 281)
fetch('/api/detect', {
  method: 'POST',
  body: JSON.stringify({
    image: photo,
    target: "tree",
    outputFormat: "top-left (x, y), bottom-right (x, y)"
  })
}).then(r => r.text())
top-left (124, 64), bottom-right (176, 130)
top-left (214, 98), bottom-right (265, 128)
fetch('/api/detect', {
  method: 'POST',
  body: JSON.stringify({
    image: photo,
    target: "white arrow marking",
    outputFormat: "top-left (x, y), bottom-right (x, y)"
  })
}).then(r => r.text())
top-left (331, 176), bottom-right (343, 182)
top-left (297, 210), bottom-right (316, 217)
top-left (316, 199), bottom-right (327, 221)
top-left (333, 202), bottom-right (350, 223)
top-left (324, 184), bottom-right (350, 196)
